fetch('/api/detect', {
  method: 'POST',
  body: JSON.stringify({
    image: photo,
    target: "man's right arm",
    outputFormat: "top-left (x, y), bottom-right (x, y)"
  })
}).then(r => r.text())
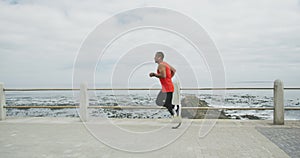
top-left (149, 64), bottom-right (166, 78)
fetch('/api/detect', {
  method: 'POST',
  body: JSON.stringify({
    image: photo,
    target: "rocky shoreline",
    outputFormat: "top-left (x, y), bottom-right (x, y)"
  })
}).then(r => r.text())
top-left (5, 93), bottom-right (266, 120)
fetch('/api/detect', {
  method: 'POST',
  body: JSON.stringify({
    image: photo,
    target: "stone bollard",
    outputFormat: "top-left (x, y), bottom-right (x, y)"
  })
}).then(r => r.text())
top-left (274, 80), bottom-right (284, 125)
top-left (80, 83), bottom-right (88, 122)
top-left (0, 82), bottom-right (6, 120)
top-left (172, 80), bottom-right (181, 116)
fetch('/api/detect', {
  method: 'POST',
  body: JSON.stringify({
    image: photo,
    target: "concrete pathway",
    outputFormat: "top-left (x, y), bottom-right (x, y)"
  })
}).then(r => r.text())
top-left (0, 117), bottom-right (299, 158)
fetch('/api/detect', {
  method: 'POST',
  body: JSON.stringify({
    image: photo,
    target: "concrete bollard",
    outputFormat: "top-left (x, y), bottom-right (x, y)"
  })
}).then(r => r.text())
top-left (172, 80), bottom-right (181, 116)
top-left (80, 83), bottom-right (88, 122)
top-left (274, 80), bottom-right (284, 125)
top-left (0, 82), bottom-right (6, 120)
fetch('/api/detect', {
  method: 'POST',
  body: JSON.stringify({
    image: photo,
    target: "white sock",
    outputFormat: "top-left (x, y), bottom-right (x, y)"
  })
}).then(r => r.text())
top-left (173, 105), bottom-right (177, 110)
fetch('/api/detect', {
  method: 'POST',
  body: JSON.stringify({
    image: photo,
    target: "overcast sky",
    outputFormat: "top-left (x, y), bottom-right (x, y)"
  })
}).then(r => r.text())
top-left (1, 0), bottom-right (300, 88)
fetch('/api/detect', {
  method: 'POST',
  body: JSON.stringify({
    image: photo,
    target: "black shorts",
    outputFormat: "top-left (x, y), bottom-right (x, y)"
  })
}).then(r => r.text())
top-left (155, 91), bottom-right (175, 115)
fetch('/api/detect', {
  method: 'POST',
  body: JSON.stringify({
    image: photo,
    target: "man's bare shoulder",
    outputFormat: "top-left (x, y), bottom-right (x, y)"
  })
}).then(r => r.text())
top-left (158, 63), bottom-right (166, 68)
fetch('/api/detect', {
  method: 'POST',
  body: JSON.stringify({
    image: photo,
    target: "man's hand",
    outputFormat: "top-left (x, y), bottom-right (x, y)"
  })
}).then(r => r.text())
top-left (149, 72), bottom-right (156, 77)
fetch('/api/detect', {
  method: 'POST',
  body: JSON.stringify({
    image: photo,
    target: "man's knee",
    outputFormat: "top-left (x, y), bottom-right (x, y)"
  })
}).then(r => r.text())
top-left (156, 91), bottom-right (167, 106)
top-left (156, 98), bottom-right (165, 106)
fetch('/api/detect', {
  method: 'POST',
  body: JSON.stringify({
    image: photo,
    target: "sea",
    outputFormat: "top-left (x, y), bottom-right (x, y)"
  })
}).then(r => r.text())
top-left (4, 90), bottom-right (300, 120)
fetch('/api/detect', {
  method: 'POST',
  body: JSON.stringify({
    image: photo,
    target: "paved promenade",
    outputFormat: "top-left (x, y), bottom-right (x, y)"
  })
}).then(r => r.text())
top-left (0, 117), bottom-right (299, 158)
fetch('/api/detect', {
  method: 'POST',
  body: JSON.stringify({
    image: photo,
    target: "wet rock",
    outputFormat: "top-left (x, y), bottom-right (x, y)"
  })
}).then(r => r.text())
top-left (181, 95), bottom-right (229, 119)
top-left (240, 114), bottom-right (261, 120)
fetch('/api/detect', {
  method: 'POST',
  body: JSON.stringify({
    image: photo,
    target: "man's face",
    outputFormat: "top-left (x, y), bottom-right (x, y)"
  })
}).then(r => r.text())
top-left (154, 54), bottom-right (160, 63)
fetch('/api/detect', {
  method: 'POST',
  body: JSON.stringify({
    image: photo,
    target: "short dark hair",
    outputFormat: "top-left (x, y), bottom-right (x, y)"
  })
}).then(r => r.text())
top-left (156, 51), bottom-right (164, 59)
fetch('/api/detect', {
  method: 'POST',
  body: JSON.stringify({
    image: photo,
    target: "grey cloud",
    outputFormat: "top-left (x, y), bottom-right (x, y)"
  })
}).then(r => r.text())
top-left (115, 13), bottom-right (143, 25)
top-left (0, 0), bottom-right (300, 88)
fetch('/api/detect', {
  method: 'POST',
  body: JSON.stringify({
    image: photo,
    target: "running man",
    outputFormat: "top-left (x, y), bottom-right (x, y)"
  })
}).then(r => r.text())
top-left (149, 51), bottom-right (179, 117)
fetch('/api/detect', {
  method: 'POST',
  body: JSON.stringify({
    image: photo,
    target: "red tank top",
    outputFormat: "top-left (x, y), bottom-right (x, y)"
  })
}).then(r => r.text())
top-left (157, 62), bottom-right (174, 92)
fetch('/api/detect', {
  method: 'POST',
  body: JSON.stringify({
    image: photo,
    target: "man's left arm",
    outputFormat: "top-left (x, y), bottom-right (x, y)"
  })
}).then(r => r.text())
top-left (169, 65), bottom-right (176, 78)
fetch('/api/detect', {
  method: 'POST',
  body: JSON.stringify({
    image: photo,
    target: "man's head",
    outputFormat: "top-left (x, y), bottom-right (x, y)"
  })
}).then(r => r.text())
top-left (154, 51), bottom-right (164, 63)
